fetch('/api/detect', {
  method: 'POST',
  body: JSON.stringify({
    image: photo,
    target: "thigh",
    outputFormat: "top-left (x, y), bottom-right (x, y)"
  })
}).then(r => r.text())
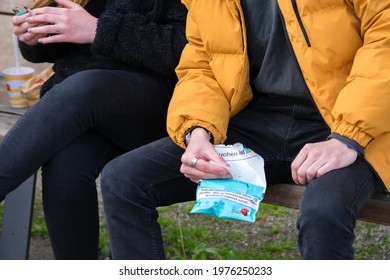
top-left (47, 69), bottom-right (174, 151)
top-left (49, 69), bottom-right (173, 109)
top-left (226, 97), bottom-right (330, 185)
top-left (227, 97), bottom-right (329, 159)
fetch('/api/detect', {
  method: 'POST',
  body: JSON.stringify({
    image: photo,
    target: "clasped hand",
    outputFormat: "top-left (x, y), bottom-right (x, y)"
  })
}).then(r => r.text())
top-left (12, 0), bottom-right (97, 46)
top-left (291, 138), bottom-right (358, 185)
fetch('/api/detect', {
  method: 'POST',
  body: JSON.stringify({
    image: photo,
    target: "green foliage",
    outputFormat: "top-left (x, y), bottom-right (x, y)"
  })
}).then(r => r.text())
top-left (159, 202), bottom-right (390, 260)
top-left (30, 195), bottom-right (49, 238)
top-left (98, 222), bottom-right (111, 260)
top-left (353, 222), bottom-right (390, 260)
top-left (159, 202), bottom-right (301, 260)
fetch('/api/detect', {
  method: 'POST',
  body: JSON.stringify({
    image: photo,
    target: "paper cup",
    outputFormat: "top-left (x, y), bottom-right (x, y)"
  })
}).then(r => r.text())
top-left (2, 67), bottom-right (35, 108)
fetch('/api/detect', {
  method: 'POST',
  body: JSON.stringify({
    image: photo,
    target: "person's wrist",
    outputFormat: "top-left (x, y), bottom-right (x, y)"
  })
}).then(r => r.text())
top-left (185, 127), bottom-right (213, 146)
top-left (327, 133), bottom-right (364, 157)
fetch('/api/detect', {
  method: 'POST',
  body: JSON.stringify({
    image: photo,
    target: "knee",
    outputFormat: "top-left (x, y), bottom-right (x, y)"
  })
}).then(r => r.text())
top-left (298, 184), bottom-right (350, 230)
top-left (101, 157), bottom-right (144, 204)
top-left (101, 159), bottom-right (121, 194)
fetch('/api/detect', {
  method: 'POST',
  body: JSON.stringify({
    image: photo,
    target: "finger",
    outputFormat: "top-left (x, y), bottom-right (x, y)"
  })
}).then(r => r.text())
top-left (38, 34), bottom-right (66, 44)
top-left (18, 32), bottom-right (41, 43)
top-left (26, 13), bottom-right (63, 25)
top-left (12, 13), bottom-right (29, 25)
top-left (314, 162), bottom-right (334, 179)
top-left (180, 164), bottom-right (204, 182)
top-left (291, 153), bottom-right (308, 184)
top-left (13, 25), bottom-right (28, 36)
top-left (31, 0), bottom-right (80, 17)
top-left (305, 160), bottom-right (327, 183)
top-left (28, 24), bottom-right (60, 35)
top-left (15, 20), bottom-right (41, 36)
top-left (17, 33), bottom-right (30, 43)
top-left (295, 160), bottom-right (317, 185)
top-left (294, 166), bottom-right (307, 185)
top-left (315, 153), bottom-right (356, 178)
top-left (55, 0), bottom-right (81, 9)
top-left (189, 178), bottom-right (200, 184)
top-left (180, 161), bottom-right (230, 181)
top-left (18, 32), bottom-right (34, 43)
top-left (293, 153), bottom-right (322, 185)
top-left (186, 156), bottom-right (231, 177)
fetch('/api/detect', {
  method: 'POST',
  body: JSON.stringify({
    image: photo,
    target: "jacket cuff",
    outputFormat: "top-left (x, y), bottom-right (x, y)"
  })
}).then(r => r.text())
top-left (328, 133), bottom-right (364, 157)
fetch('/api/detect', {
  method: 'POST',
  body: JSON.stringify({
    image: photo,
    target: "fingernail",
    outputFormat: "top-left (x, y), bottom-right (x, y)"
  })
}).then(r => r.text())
top-left (27, 28), bottom-right (32, 33)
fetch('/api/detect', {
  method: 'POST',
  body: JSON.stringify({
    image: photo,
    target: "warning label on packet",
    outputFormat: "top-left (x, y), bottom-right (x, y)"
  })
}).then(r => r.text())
top-left (197, 188), bottom-right (261, 210)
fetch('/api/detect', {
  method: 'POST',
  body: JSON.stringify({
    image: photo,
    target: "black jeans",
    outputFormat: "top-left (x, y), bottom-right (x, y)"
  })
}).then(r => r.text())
top-left (101, 95), bottom-right (383, 259)
top-left (0, 69), bottom-right (174, 259)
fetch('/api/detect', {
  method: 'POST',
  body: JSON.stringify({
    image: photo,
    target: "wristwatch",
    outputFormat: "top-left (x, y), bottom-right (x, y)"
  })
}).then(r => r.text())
top-left (184, 126), bottom-right (214, 147)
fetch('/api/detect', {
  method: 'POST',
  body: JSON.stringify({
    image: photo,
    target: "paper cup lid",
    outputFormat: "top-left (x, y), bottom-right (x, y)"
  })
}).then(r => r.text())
top-left (2, 67), bottom-right (35, 76)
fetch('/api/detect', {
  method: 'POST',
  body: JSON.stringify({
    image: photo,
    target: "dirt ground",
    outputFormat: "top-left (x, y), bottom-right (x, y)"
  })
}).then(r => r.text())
top-left (29, 237), bottom-right (54, 260)
top-left (27, 174), bottom-right (54, 260)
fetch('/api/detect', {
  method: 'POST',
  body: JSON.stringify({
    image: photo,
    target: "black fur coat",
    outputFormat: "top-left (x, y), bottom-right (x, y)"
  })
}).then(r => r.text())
top-left (19, 0), bottom-right (188, 96)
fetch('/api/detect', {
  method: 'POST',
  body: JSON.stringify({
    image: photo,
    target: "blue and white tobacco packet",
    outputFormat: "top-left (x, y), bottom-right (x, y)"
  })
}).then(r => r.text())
top-left (191, 143), bottom-right (267, 222)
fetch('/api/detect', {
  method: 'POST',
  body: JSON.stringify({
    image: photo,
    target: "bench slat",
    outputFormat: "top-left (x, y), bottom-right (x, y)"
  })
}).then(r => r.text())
top-left (0, 112), bottom-right (21, 139)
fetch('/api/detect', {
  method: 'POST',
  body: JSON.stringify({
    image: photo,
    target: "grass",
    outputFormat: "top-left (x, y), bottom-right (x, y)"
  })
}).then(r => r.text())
top-left (1, 194), bottom-right (390, 260)
top-left (159, 202), bottom-right (390, 260)
top-left (160, 202), bottom-right (301, 260)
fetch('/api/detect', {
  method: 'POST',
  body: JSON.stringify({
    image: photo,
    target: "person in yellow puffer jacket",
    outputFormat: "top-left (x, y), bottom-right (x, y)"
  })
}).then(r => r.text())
top-left (100, 0), bottom-right (390, 259)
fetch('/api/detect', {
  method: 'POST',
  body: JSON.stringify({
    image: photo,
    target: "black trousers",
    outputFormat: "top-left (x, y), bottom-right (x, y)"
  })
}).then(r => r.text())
top-left (0, 69), bottom-right (174, 259)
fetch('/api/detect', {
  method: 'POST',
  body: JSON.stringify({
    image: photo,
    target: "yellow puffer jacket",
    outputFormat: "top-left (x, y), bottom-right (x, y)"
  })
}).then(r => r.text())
top-left (167, 0), bottom-right (390, 191)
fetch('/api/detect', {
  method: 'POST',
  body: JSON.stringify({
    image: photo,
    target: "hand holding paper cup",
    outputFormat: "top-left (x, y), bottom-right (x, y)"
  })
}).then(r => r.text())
top-left (2, 66), bottom-right (34, 108)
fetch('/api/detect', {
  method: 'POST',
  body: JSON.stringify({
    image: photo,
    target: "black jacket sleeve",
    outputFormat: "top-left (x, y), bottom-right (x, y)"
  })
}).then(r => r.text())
top-left (19, 41), bottom-right (70, 63)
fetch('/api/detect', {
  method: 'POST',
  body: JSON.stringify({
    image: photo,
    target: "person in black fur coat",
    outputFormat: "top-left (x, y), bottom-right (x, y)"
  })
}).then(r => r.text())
top-left (2, 0), bottom-right (187, 259)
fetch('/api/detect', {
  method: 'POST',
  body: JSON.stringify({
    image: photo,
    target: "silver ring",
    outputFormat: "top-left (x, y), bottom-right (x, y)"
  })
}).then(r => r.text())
top-left (191, 157), bottom-right (199, 168)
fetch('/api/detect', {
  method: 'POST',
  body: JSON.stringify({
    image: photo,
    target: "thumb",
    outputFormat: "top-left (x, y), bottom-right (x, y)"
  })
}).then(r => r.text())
top-left (54, 0), bottom-right (81, 9)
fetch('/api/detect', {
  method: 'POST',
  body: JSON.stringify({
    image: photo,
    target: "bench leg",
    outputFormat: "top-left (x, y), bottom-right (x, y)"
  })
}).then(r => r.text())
top-left (0, 174), bottom-right (37, 260)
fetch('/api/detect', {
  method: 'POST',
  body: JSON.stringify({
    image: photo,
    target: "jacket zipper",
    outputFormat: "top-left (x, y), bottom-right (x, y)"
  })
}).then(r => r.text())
top-left (291, 0), bottom-right (311, 47)
top-left (233, 0), bottom-right (246, 52)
